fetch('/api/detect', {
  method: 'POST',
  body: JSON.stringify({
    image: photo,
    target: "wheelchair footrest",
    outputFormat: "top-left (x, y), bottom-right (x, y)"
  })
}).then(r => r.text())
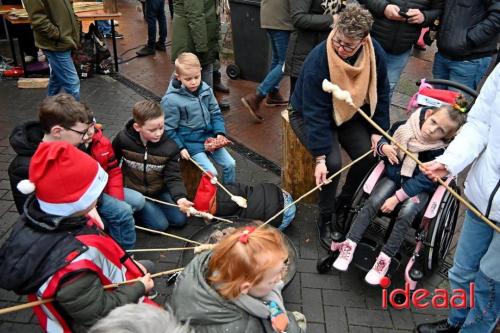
top-left (351, 241), bottom-right (400, 275)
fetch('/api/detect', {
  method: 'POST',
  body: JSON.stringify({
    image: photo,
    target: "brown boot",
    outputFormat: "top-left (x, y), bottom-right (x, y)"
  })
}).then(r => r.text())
top-left (241, 93), bottom-right (264, 122)
top-left (265, 90), bottom-right (289, 107)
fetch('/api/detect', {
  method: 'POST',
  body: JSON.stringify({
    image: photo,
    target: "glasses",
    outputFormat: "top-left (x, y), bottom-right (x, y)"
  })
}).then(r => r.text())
top-left (332, 34), bottom-right (362, 52)
top-left (64, 122), bottom-right (96, 139)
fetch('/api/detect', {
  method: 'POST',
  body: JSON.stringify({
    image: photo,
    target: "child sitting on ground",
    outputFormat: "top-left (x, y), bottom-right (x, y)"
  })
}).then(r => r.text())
top-left (162, 52), bottom-right (236, 184)
top-left (112, 100), bottom-right (193, 231)
top-left (0, 142), bottom-right (156, 332)
top-left (331, 105), bottom-right (466, 285)
top-left (171, 225), bottom-right (306, 333)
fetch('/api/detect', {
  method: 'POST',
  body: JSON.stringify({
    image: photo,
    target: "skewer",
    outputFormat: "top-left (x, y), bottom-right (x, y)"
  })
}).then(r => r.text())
top-left (135, 225), bottom-right (203, 245)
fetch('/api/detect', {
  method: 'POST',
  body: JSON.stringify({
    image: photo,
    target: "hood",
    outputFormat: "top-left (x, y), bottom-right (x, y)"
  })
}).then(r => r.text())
top-left (165, 78), bottom-right (211, 98)
top-left (9, 121), bottom-right (44, 156)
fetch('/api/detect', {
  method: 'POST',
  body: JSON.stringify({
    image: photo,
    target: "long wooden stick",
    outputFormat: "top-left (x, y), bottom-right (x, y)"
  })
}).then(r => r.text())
top-left (127, 247), bottom-right (197, 253)
top-left (188, 157), bottom-right (237, 199)
top-left (0, 268), bottom-right (184, 316)
top-left (135, 225), bottom-right (202, 245)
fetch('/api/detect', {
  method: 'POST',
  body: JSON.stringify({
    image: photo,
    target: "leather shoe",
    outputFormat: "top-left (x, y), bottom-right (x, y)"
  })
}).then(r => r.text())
top-left (241, 93), bottom-right (264, 122)
top-left (416, 319), bottom-right (461, 333)
top-left (214, 80), bottom-right (230, 93)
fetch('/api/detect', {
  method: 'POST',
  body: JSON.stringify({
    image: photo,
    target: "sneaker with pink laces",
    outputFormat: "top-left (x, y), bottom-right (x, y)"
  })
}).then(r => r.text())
top-left (332, 239), bottom-right (357, 271)
top-left (365, 252), bottom-right (391, 285)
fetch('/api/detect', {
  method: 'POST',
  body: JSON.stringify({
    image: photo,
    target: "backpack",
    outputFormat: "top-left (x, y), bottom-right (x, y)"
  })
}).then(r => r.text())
top-left (72, 23), bottom-right (113, 78)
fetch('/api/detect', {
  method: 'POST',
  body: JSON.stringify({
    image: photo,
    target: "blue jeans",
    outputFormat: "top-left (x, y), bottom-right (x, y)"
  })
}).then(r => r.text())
top-left (448, 210), bottom-right (500, 332)
top-left (44, 50), bottom-right (80, 100)
top-left (279, 190), bottom-right (296, 231)
top-left (145, 0), bottom-right (167, 47)
top-left (432, 52), bottom-right (491, 90)
top-left (96, 20), bottom-right (111, 35)
top-left (385, 48), bottom-right (412, 99)
top-left (192, 148), bottom-right (236, 184)
top-left (257, 29), bottom-right (290, 96)
top-left (135, 190), bottom-right (187, 231)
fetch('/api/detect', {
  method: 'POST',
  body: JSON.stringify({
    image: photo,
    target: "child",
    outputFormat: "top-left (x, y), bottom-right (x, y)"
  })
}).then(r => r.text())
top-left (113, 100), bottom-right (193, 231)
top-left (332, 105), bottom-right (466, 285)
top-left (162, 52), bottom-right (236, 184)
top-left (0, 142), bottom-right (156, 332)
top-left (171, 225), bottom-right (306, 332)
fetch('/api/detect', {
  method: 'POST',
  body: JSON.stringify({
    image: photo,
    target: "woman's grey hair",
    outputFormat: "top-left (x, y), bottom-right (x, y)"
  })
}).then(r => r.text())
top-left (335, 2), bottom-right (374, 40)
top-left (88, 304), bottom-right (193, 333)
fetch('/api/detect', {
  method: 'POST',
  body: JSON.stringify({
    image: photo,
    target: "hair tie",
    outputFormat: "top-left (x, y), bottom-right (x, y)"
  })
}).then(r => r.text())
top-left (239, 226), bottom-right (256, 244)
top-left (453, 94), bottom-right (469, 113)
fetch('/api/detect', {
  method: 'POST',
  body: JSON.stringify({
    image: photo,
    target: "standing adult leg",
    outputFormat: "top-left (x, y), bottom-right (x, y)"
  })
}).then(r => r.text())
top-left (44, 50), bottom-right (80, 100)
top-left (384, 48), bottom-right (413, 100)
top-left (156, 0), bottom-right (167, 45)
top-left (201, 62), bottom-right (214, 88)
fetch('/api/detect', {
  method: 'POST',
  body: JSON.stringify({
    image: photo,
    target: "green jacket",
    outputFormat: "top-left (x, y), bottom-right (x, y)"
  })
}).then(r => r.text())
top-left (24, 0), bottom-right (80, 51)
top-left (171, 0), bottom-right (220, 65)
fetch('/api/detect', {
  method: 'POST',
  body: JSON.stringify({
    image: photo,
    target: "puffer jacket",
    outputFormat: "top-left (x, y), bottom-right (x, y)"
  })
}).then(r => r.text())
top-left (359, 0), bottom-right (443, 54)
top-left (112, 119), bottom-right (187, 200)
top-left (171, 0), bottom-right (220, 65)
top-left (284, 0), bottom-right (334, 78)
top-left (436, 0), bottom-right (500, 61)
top-left (162, 79), bottom-right (226, 155)
top-left (437, 64), bottom-right (500, 223)
top-left (171, 251), bottom-right (305, 333)
top-left (23, 0), bottom-right (80, 51)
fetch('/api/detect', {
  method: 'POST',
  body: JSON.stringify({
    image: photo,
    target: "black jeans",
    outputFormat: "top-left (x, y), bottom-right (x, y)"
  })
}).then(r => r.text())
top-left (288, 108), bottom-right (376, 217)
top-left (146, 0), bottom-right (167, 47)
top-left (346, 177), bottom-right (429, 257)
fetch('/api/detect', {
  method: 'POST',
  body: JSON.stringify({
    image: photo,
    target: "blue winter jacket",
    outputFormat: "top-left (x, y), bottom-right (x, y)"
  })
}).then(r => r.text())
top-left (162, 79), bottom-right (226, 155)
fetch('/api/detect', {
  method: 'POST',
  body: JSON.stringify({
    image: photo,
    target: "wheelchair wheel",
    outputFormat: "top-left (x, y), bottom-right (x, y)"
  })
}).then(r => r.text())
top-left (424, 182), bottom-right (460, 272)
top-left (226, 64), bottom-right (240, 80)
top-left (316, 253), bottom-right (337, 274)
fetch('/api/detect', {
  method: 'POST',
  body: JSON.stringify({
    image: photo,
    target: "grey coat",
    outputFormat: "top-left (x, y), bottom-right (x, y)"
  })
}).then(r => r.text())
top-left (171, 251), bottom-right (305, 333)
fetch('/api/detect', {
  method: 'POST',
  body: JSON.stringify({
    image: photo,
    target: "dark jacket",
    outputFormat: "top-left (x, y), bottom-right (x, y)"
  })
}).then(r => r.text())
top-left (377, 109), bottom-right (444, 197)
top-left (24, 0), bottom-right (80, 51)
top-left (359, 0), bottom-right (443, 54)
top-left (436, 0), bottom-right (500, 60)
top-left (290, 38), bottom-right (391, 156)
top-left (284, 0), bottom-right (334, 78)
top-left (171, 0), bottom-right (220, 65)
top-left (162, 79), bottom-right (226, 155)
top-left (112, 119), bottom-right (188, 200)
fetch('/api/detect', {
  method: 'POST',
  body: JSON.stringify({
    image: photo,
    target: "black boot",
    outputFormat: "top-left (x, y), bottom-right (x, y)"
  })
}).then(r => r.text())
top-left (416, 319), bottom-right (461, 333)
top-left (334, 196), bottom-right (350, 232)
top-left (317, 214), bottom-right (333, 250)
top-left (213, 71), bottom-right (230, 93)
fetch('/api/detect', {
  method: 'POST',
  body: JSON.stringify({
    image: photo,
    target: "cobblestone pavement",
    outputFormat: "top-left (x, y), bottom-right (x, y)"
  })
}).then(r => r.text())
top-left (0, 74), bottom-right (459, 332)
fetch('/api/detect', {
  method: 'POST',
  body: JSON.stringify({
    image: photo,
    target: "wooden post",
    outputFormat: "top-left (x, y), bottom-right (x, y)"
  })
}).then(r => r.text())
top-left (281, 110), bottom-right (317, 204)
top-left (180, 159), bottom-right (202, 199)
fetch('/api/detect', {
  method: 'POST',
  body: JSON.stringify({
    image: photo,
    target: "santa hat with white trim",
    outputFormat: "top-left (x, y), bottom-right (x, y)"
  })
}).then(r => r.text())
top-left (17, 141), bottom-right (108, 216)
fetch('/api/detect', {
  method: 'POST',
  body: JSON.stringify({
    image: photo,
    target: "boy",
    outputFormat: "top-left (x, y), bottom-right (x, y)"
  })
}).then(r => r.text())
top-left (112, 100), bottom-right (193, 231)
top-left (162, 52), bottom-right (236, 184)
top-left (0, 142), bottom-right (156, 332)
top-left (8, 93), bottom-right (141, 250)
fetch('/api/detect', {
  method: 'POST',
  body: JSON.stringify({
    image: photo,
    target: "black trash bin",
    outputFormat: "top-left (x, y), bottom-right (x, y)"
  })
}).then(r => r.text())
top-left (228, 0), bottom-right (271, 82)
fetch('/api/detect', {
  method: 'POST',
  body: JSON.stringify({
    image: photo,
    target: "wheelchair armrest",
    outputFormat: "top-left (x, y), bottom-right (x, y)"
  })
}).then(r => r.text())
top-left (363, 161), bottom-right (385, 195)
top-left (423, 177), bottom-right (454, 219)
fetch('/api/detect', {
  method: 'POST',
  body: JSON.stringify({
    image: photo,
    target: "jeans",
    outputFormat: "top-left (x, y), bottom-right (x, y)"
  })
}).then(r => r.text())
top-left (192, 148), bottom-right (236, 184)
top-left (279, 190), bottom-right (296, 231)
top-left (257, 29), bottom-right (290, 97)
top-left (145, 0), bottom-right (167, 47)
top-left (447, 210), bottom-right (500, 332)
top-left (346, 177), bottom-right (428, 257)
top-left (96, 20), bottom-right (111, 35)
top-left (432, 52), bottom-right (491, 90)
top-left (201, 62), bottom-right (214, 88)
top-left (135, 190), bottom-right (187, 231)
top-left (384, 48), bottom-right (412, 100)
top-left (44, 50), bottom-right (80, 101)
top-left (123, 187), bottom-right (146, 212)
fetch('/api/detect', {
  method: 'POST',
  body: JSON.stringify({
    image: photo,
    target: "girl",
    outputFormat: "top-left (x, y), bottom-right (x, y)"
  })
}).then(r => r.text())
top-left (171, 225), bottom-right (306, 333)
top-left (331, 105), bottom-right (466, 285)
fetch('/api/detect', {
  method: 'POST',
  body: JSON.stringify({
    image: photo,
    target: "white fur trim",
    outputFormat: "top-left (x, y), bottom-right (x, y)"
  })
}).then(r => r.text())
top-left (17, 179), bottom-right (36, 194)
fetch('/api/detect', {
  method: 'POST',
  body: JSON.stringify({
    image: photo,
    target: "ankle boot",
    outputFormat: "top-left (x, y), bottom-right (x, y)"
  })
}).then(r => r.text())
top-left (317, 214), bottom-right (334, 249)
top-left (265, 90), bottom-right (288, 106)
top-left (213, 75), bottom-right (230, 93)
top-left (416, 319), bottom-right (461, 333)
top-left (241, 93), bottom-right (265, 122)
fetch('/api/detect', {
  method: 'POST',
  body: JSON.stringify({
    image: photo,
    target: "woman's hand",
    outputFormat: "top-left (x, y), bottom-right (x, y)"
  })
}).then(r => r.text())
top-left (381, 196), bottom-right (399, 213)
top-left (370, 134), bottom-right (382, 155)
top-left (180, 149), bottom-right (190, 160)
top-left (407, 8), bottom-right (425, 24)
top-left (420, 161), bottom-right (449, 181)
top-left (381, 144), bottom-right (399, 165)
top-left (384, 4), bottom-right (405, 21)
top-left (314, 161), bottom-right (329, 187)
top-left (177, 198), bottom-right (194, 216)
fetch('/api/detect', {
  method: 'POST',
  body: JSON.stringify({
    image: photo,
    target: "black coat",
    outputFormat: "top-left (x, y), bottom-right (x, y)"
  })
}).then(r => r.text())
top-left (359, 0), bottom-right (443, 55)
top-left (284, 0), bottom-right (334, 78)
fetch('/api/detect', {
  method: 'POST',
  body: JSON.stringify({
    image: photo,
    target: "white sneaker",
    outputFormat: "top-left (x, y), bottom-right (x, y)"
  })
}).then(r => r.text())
top-left (333, 239), bottom-right (357, 271)
top-left (365, 252), bottom-right (391, 285)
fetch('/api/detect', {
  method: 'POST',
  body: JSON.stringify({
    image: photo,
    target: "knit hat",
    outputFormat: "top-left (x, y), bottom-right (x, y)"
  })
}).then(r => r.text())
top-left (17, 142), bottom-right (108, 216)
top-left (193, 172), bottom-right (217, 213)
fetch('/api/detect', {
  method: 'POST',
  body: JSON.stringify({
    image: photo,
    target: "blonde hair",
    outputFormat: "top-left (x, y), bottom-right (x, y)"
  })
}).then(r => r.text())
top-left (207, 225), bottom-right (288, 300)
top-left (175, 52), bottom-right (201, 75)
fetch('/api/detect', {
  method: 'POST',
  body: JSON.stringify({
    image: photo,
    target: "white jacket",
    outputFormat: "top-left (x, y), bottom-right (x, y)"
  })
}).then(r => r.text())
top-left (437, 64), bottom-right (500, 223)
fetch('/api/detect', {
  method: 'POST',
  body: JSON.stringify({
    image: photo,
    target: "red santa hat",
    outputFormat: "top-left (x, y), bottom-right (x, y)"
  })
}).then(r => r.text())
top-left (193, 172), bottom-right (217, 213)
top-left (416, 87), bottom-right (460, 108)
top-left (17, 141), bottom-right (108, 216)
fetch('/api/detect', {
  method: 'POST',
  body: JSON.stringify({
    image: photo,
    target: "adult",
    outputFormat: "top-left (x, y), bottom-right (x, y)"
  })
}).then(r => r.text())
top-left (288, 2), bottom-right (390, 248)
top-left (359, 0), bottom-right (443, 99)
top-left (24, 0), bottom-right (80, 100)
top-left (136, 0), bottom-right (167, 56)
top-left (432, 0), bottom-right (500, 90)
top-left (417, 65), bottom-right (500, 333)
top-left (241, 0), bottom-right (293, 122)
top-left (284, 0), bottom-right (336, 97)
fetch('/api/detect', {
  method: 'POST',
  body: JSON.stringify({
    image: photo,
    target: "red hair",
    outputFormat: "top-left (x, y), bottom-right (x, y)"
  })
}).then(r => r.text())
top-left (207, 225), bottom-right (288, 300)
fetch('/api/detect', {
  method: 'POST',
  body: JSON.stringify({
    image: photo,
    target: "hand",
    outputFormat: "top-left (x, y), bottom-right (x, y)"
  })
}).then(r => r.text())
top-left (177, 198), bottom-right (194, 215)
top-left (381, 144), bottom-right (399, 165)
top-left (420, 161), bottom-right (449, 181)
top-left (139, 273), bottom-right (154, 293)
top-left (180, 149), bottom-right (190, 160)
top-left (314, 162), bottom-right (329, 187)
top-left (384, 4), bottom-right (405, 21)
top-left (216, 134), bottom-right (225, 140)
top-left (381, 196), bottom-right (400, 213)
top-left (134, 260), bottom-right (148, 274)
top-left (406, 8), bottom-right (425, 24)
top-left (370, 134), bottom-right (382, 154)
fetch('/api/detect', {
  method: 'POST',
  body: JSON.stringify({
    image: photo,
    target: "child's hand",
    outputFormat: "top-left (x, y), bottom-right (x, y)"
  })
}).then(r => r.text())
top-left (180, 149), bottom-right (190, 160)
top-left (216, 134), bottom-right (225, 140)
top-left (177, 198), bottom-right (194, 215)
top-left (139, 273), bottom-right (154, 293)
top-left (420, 161), bottom-right (449, 181)
top-left (381, 196), bottom-right (399, 213)
top-left (381, 144), bottom-right (399, 165)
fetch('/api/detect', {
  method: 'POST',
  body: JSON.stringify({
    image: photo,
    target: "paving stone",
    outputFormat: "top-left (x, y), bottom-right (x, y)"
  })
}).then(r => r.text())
top-left (283, 274), bottom-right (301, 304)
top-left (301, 272), bottom-right (341, 290)
top-left (346, 308), bottom-right (393, 328)
top-left (0, 179), bottom-right (10, 190)
top-left (389, 307), bottom-right (416, 330)
top-left (349, 325), bottom-right (372, 333)
top-left (372, 328), bottom-right (412, 333)
top-left (324, 306), bottom-right (348, 333)
top-left (302, 288), bottom-right (324, 323)
top-left (322, 290), bottom-right (366, 308)
top-left (307, 323), bottom-right (326, 333)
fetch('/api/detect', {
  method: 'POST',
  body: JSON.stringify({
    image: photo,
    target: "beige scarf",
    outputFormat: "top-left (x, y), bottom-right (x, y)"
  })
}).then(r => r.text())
top-left (326, 30), bottom-right (377, 126)
top-left (392, 109), bottom-right (447, 177)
